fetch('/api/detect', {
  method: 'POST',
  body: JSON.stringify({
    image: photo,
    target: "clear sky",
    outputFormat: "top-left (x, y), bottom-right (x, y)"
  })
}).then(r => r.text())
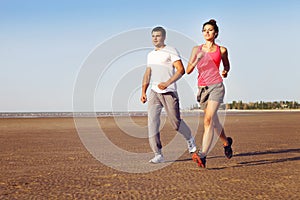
top-left (1, 0), bottom-right (300, 112)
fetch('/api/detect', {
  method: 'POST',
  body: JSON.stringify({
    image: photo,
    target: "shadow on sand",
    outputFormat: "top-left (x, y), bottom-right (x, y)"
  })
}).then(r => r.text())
top-left (234, 148), bottom-right (300, 157)
top-left (208, 148), bottom-right (300, 170)
top-left (165, 148), bottom-right (300, 170)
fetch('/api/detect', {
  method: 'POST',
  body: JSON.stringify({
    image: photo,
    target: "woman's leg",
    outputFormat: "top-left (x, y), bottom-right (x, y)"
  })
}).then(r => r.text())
top-left (212, 109), bottom-right (233, 159)
top-left (212, 114), bottom-right (229, 146)
top-left (201, 100), bottom-right (220, 157)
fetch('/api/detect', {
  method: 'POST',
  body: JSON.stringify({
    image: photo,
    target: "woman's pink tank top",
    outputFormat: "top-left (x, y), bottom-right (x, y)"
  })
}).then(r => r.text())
top-left (197, 45), bottom-right (223, 86)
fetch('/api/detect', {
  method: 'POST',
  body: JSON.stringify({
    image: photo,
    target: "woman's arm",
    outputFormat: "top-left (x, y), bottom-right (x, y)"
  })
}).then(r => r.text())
top-left (186, 46), bottom-right (202, 74)
top-left (220, 46), bottom-right (230, 78)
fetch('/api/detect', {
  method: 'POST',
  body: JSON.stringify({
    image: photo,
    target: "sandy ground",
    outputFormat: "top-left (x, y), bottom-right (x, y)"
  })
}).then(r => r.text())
top-left (0, 112), bottom-right (299, 199)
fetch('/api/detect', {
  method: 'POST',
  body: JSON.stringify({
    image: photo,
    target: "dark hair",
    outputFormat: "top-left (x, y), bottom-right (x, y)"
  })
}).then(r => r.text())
top-left (152, 26), bottom-right (166, 38)
top-left (202, 19), bottom-right (219, 38)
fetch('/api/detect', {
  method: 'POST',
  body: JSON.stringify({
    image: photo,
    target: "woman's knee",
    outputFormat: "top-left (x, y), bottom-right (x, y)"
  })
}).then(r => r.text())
top-left (204, 116), bottom-right (212, 127)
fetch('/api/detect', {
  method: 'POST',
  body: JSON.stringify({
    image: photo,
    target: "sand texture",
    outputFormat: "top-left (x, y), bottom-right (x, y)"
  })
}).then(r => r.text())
top-left (0, 112), bottom-right (299, 199)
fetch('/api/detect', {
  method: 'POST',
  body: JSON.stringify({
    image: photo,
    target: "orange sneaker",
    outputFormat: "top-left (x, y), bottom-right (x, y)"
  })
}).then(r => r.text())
top-left (192, 152), bottom-right (206, 168)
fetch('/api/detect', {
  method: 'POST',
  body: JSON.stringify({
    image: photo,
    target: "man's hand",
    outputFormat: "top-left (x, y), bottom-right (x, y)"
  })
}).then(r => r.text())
top-left (158, 82), bottom-right (168, 90)
top-left (140, 93), bottom-right (147, 103)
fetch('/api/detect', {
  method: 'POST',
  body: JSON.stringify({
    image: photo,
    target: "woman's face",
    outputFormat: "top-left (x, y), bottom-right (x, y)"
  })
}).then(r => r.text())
top-left (202, 24), bottom-right (216, 41)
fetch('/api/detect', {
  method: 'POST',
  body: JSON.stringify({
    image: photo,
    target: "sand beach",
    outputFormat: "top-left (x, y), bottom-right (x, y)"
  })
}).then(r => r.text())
top-left (0, 111), bottom-right (299, 199)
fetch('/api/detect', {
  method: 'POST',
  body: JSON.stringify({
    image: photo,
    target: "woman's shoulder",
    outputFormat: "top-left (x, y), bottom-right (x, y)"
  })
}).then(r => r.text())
top-left (219, 46), bottom-right (228, 54)
top-left (192, 45), bottom-right (203, 51)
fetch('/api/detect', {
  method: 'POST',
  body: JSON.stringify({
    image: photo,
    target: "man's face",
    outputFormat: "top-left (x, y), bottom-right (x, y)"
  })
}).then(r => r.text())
top-left (152, 31), bottom-right (165, 48)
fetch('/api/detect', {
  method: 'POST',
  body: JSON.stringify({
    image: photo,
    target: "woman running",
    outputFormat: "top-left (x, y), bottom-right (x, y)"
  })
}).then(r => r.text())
top-left (186, 19), bottom-right (233, 168)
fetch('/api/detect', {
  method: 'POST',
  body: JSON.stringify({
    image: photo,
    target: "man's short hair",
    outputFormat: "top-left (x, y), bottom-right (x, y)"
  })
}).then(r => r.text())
top-left (152, 26), bottom-right (166, 38)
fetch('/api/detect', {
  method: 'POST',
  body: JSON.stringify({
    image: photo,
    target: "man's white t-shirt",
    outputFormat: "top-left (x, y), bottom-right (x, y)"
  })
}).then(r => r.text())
top-left (147, 46), bottom-right (181, 93)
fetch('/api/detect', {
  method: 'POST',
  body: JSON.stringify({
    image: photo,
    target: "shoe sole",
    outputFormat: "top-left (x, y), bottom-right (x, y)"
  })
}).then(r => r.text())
top-left (149, 161), bottom-right (164, 164)
top-left (149, 158), bottom-right (164, 164)
top-left (192, 153), bottom-right (205, 168)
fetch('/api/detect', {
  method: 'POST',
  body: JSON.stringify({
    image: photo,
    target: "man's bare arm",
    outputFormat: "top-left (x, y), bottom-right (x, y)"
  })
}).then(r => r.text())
top-left (158, 60), bottom-right (185, 90)
top-left (140, 67), bottom-right (151, 103)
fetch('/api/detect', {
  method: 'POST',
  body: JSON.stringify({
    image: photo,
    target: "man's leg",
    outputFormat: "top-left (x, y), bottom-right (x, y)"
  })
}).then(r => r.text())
top-left (162, 92), bottom-right (196, 153)
top-left (148, 91), bottom-right (163, 155)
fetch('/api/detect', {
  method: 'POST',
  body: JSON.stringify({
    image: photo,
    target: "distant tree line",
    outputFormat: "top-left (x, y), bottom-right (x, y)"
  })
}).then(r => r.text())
top-left (189, 101), bottom-right (300, 110)
top-left (226, 101), bottom-right (300, 110)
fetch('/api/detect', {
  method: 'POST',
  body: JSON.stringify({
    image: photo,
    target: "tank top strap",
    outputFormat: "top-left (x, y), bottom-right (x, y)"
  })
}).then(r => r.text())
top-left (197, 44), bottom-right (203, 53)
top-left (197, 44), bottom-right (220, 53)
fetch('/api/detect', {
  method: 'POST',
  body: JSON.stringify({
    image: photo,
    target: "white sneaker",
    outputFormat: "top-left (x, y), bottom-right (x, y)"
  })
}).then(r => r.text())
top-left (187, 137), bottom-right (197, 153)
top-left (149, 154), bottom-right (164, 164)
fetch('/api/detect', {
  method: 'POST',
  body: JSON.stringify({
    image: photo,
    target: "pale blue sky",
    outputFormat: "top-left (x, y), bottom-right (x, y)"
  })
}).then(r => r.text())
top-left (1, 0), bottom-right (300, 112)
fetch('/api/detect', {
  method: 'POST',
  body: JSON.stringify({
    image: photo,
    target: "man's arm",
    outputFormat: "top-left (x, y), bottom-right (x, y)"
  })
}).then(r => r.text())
top-left (158, 60), bottom-right (185, 90)
top-left (140, 67), bottom-right (151, 103)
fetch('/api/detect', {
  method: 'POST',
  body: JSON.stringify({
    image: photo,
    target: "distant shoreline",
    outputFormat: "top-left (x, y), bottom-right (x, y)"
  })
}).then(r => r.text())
top-left (0, 109), bottom-right (299, 119)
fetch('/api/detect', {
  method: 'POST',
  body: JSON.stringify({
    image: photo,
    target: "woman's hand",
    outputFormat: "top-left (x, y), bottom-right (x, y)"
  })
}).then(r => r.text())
top-left (222, 70), bottom-right (228, 78)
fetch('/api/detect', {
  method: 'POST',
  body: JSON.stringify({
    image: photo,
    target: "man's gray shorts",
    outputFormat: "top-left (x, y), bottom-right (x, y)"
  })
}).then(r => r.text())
top-left (197, 82), bottom-right (225, 109)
